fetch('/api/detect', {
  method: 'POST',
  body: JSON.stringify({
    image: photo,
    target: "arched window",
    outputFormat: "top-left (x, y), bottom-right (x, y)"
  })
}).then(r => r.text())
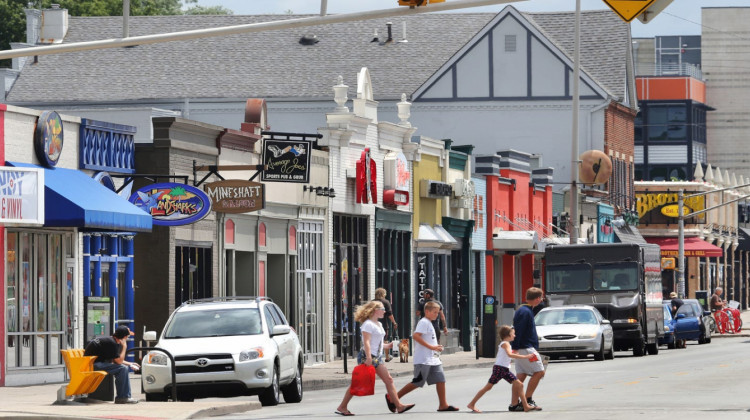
top-left (225, 219), bottom-right (235, 245)
top-left (259, 222), bottom-right (267, 247)
top-left (289, 225), bottom-right (297, 251)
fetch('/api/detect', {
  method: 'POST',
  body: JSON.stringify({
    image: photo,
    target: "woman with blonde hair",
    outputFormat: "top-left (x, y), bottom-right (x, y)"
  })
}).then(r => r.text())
top-left (335, 301), bottom-right (415, 416)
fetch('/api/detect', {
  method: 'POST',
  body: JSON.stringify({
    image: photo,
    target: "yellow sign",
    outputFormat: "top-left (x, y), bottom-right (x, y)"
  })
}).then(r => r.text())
top-left (602, 0), bottom-right (657, 22)
top-left (661, 257), bottom-right (676, 270)
top-left (635, 192), bottom-right (705, 219)
top-left (660, 204), bottom-right (690, 218)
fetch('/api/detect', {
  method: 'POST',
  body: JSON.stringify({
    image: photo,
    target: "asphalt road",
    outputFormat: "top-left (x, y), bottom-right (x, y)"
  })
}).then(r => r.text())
top-left (219, 337), bottom-right (750, 419)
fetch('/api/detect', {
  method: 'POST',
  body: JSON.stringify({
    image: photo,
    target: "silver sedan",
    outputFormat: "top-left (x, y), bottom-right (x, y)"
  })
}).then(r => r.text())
top-left (535, 305), bottom-right (614, 361)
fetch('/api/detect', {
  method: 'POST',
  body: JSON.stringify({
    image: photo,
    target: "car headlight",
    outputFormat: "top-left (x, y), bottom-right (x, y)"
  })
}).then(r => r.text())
top-left (146, 352), bottom-right (168, 366)
top-left (612, 318), bottom-right (639, 324)
top-left (578, 333), bottom-right (597, 339)
top-left (239, 347), bottom-right (264, 362)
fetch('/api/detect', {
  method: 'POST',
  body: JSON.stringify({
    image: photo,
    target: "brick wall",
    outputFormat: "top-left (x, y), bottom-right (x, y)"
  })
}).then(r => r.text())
top-left (604, 102), bottom-right (637, 213)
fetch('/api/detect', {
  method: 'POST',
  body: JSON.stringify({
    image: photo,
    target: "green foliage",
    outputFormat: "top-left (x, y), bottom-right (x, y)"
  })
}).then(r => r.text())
top-left (1, 0), bottom-right (233, 67)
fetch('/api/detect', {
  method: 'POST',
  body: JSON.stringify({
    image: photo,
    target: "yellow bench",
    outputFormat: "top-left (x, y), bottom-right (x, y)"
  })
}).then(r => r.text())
top-left (60, 349), bottom-right (108, 397)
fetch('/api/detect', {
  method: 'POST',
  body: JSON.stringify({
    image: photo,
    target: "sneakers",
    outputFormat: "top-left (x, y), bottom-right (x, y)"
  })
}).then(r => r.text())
top-left (527, 398), bottom-right (538, 408)
top-left (115, 397), bottom-right (139, 404)
top-left (508, 404), bottom-right (524, 412)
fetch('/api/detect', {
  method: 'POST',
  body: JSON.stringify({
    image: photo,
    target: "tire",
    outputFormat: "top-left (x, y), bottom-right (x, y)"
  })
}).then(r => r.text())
top-left (259, 364), bottom-right (280, 406)
top-left (633, 338), bottom-right (645, 357)
top-left (594, 339), bottom-right (605, 361)
top-left (646, 342), bottom-right (659, 355)
top-left (606, 345), bottom-right (615, 360)
top-left (707, 317), bottom-right (717, 334)
top-left (282, 362), bottom-right (303, 403)
top-left (145, 392), bottom-right (168, 402)
top-left (667, 340), bottom-right (675, 350)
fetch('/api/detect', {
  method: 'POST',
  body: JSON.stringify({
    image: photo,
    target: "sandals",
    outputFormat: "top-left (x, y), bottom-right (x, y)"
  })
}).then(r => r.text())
top-left (334, 410), bottom-right (355, 416)
top-left (397, 404), bottom-right (416, 414)
top-left (438, 406), bottom-right (460, 411)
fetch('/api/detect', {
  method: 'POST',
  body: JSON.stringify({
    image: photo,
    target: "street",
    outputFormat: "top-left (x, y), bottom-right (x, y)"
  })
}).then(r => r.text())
top-left (220, 337), bottom-right (750, 419)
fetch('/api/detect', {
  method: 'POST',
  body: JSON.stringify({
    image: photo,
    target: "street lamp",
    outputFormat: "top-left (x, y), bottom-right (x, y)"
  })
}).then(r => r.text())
top-left (569, 0), bottom-right (582, 244)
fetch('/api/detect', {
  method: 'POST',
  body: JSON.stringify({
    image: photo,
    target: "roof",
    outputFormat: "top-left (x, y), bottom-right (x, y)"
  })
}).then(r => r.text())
top-left (6, 7), bottom-right (631, 104)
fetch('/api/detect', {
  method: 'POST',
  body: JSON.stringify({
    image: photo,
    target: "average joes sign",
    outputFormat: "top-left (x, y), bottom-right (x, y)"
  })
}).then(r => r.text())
top-left (204, 180), bottom-right (265, 213)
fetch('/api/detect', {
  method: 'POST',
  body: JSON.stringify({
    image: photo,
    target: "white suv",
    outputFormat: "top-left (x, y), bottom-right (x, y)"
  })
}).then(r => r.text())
top-left (141, 297), bottom-right (303, 405)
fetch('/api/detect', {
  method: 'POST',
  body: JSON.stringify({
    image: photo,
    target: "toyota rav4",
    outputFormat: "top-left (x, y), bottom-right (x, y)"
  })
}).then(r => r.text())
top-left (141, 297), bottom-right (303, 405)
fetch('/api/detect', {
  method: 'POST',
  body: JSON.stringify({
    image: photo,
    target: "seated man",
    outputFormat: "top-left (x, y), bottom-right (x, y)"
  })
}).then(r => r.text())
top-left (84, 326), bottom-right (140, 404)
top-left (593, 270), bottom-right (608, 289)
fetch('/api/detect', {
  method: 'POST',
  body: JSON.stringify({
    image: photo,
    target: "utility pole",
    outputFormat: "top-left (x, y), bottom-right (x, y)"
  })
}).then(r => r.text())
top-left (569, 0), bottom-right (581, 244)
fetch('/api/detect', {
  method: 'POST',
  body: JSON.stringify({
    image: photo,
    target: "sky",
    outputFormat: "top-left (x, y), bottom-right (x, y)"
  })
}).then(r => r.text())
top-left (193, 0), bottom-right (747, 38)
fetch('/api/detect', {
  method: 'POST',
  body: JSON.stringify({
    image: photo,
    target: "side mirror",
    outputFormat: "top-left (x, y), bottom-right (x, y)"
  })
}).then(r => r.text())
top-left (271, 325), bottom-right (291, 336)
top-left (143, 331), bottom-right (157, 341)
top-left (703, 311), bottom-right (712, 317)
top-left (601, 319), bottom-right (611, 325)
top-left (675, 314), bottom-right (686, 319)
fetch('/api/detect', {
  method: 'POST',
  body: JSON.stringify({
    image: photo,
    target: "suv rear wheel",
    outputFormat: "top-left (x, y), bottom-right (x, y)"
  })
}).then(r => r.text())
top-left (282, 361), bottom-right (303, 403)
top-left (259, 364), bottom-right (280, 406)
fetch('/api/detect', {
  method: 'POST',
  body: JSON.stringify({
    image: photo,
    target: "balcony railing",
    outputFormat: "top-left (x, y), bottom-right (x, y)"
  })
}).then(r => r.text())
top-left (635, 63), bottom-right (703, 79)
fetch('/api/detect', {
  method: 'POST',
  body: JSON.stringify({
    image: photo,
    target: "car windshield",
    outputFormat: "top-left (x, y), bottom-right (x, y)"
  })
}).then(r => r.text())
top-left (592, 262), bottom-right (639, 292)
top-left (546, 264), bottom-right (591, 293)
top-left (535, 309), bottom-right (598, 326)
top-left (164, 308), bottom-right (262, 338)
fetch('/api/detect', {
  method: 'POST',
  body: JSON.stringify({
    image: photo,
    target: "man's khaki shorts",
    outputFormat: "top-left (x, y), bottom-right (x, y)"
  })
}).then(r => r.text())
top-left (514, 348), bottom-right (545, 376)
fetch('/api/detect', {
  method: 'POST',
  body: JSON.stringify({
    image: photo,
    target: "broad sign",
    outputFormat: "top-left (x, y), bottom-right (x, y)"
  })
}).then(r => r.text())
top-left (261, 139), bottom-right (311, 183)
top-left (602, 0), bottom-right (657, 23)
top-left (129, 183), bottom-right (211, 226)
top-left (204, 180), bottom-right (265, 213)
top-left (0, 167), bottom-right (44, 224)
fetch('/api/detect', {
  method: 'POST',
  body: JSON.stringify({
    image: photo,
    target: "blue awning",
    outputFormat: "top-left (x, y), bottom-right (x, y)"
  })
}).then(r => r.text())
top-left (7, 162), bottom-right (152, 232)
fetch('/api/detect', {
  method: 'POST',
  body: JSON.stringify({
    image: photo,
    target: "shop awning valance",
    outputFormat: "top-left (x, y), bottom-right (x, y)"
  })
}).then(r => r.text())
top-left (492, 229), bottom-right (542, 253)
top-left (7, 162), bottom-right (152, 232)
top-left (644, 236), bottom-right (723, 258)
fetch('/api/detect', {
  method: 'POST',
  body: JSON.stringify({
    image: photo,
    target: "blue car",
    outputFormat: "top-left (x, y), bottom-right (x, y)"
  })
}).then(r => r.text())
top-left (662, 301), bottom-right (703, 347)
top-left (659, 304), bottom-right (678, 349)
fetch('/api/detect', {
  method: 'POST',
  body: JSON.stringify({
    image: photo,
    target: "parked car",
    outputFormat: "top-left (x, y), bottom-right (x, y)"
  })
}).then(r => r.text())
top-left (141, 297), bottom-right (303, 405)
top-left (682, 298), bottom-right (712, 344)
top-left (535, 305), bottom-right (614, 361)
top-left (659, 303), bottom-right (677, 349)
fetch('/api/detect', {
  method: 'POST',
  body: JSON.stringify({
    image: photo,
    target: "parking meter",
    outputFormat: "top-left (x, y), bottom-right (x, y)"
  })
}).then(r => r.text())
top-left (481, 295), bottom-right (499, 358)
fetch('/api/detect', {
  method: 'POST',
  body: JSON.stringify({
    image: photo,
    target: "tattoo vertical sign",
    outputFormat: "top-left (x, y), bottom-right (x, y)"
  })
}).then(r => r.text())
top-left (261, 139), bottom-right (311, 183)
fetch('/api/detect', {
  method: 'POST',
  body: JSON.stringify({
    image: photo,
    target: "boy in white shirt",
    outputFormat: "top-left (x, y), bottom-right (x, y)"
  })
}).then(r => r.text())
top-left (386, 301), bottom-right (459, 412)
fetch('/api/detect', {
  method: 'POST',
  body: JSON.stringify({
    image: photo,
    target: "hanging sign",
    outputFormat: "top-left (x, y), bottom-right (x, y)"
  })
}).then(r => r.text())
top-left (204, 180), bottom-right (265, 213)
top-left (34, 110), bottom-right (64, 167)
top-left (356, 148), bottom-right (377, 204)
top-left (602, 0), bottom-right (657, 23)
top-left (129, 183), bottom-right (211, 226)
top-left (0, 167), bottom-right (45, 224)
top-left (383, 152), bottom-right (409, 207)
top-left (261, 139), bottom-right (311, 183)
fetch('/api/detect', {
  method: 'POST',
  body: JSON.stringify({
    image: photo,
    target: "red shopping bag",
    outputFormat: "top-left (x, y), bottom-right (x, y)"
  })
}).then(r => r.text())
top-left (349, 364), bottom-right (376, 396)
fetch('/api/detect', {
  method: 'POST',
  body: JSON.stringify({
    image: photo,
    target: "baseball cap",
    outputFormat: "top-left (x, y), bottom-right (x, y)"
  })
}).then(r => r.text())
top-left (114, 326), bottom-right (134, 339)
top-left (669, 292), bottom-right (678, 298)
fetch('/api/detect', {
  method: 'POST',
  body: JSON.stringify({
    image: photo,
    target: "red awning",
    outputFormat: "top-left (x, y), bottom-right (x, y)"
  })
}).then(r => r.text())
top-left (645, 237), bottom-right (723, 258)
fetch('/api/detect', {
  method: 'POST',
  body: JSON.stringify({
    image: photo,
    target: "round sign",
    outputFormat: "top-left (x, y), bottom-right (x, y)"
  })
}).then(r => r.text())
top-left (484, 296), bottom-right (495, 305)
top-left (579, 150), bottom-right (612, 185)
top-left (34, 110), bottom-right (64, 167)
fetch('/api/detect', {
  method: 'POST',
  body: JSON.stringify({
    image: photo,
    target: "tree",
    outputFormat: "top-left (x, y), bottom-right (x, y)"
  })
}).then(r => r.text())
top-left (0, 0), bottom-right (233, 67)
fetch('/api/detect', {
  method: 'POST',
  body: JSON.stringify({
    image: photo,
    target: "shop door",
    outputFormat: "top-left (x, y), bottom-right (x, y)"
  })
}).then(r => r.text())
top-left (450, 250), bottom-right (463, 330)
top-left (297, 271), bottom-right (324, 364)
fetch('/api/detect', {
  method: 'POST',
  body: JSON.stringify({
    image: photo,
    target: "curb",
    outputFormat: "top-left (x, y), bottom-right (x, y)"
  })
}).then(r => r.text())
top-left (304, 360), bottom-right (496, 392)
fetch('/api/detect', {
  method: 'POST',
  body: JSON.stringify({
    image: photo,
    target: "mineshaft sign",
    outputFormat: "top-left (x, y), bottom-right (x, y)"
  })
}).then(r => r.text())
top-left (602, 0), bottom-right (656, 22)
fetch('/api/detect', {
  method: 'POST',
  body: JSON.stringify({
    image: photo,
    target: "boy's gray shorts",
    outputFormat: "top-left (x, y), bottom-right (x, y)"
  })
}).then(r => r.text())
top-left (410, 364), bottom-right (445, 387)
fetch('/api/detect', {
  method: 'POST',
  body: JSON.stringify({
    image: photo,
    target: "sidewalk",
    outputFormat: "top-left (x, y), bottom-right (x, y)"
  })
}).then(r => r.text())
top-left (0, 350), bottom-right (495, 420)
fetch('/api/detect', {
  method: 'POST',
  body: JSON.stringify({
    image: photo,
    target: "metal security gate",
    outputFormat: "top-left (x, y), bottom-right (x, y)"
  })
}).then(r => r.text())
top-left (296, 221), bottom-right (325, 365)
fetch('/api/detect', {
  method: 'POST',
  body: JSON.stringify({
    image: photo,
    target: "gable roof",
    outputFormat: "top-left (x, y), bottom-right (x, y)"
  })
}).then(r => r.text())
top-left (6, 7), bottom-right (632, 106)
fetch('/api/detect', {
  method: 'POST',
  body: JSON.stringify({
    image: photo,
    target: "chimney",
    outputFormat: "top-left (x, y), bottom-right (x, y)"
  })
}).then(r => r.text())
top-left (24, 6), bottom-right (41, 44)
top-left (399, 21), bottom-right (408, 43)
top-left (39, 5), bottom-right (68, 44)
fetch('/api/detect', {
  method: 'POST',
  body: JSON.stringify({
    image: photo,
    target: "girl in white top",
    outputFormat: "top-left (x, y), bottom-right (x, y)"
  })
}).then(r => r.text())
top-left (335, 301), bottom-right (415, 416)
top-left (467, 325), bottom-right (541, 413)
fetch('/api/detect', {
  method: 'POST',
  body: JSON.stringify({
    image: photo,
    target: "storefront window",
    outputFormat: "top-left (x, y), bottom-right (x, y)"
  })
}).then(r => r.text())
top-left (6, 232), bottom-right (18, 368)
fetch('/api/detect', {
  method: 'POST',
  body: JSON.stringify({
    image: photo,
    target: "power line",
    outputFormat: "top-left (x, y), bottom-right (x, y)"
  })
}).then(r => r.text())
top-left (661, 11), bottom-right (750, 42)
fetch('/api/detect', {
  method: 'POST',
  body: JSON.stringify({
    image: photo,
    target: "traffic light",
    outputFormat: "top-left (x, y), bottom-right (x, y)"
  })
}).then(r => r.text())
top-left (398, 0), bottom-right (444, 7)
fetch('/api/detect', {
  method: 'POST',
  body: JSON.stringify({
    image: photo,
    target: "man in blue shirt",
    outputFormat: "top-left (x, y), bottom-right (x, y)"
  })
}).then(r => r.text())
top-left (510, 287), bottom-right (545, 411)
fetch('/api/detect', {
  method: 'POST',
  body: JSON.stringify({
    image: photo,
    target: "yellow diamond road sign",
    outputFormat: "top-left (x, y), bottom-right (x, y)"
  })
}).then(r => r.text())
top-left (602, 0), bottom-right (657, 22)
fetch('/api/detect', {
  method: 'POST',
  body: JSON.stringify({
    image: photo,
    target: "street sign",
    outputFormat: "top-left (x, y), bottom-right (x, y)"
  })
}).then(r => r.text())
top-left (602, 0), bottom-right (657, 23)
